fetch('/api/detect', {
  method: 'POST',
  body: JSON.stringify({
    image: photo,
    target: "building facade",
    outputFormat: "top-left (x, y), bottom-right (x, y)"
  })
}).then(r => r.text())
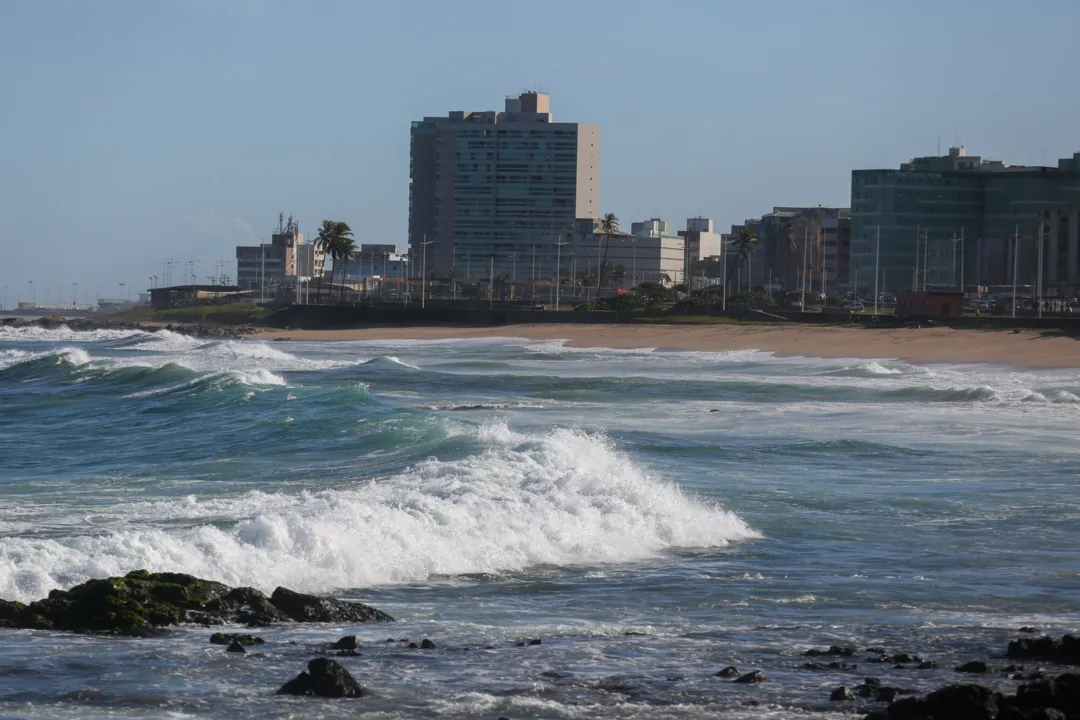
top-left (409, 91), bottom-right (599, 282)
top-left (754, 207), bottom-right (849, 294)
top-left (236, 215), bottom-right (325, 293)
top-left (851, 148), bottom-right (1080, 294)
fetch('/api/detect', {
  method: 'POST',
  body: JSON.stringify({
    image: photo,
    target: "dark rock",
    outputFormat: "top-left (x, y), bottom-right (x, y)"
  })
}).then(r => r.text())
top-left (269, 587), bottom-right (394, 624)
top-left (877, 686), bottom-right (900, 702)
top-left (855, 678), bottom-right (882, 698)
top-left (206, 587), bottom-right (288, 626)
top-left (866, 647), bottom-right (887, 654)
top-left (716, 666), bottom-right (740, 678)
top-left (922, 684), bottom-right (1002, 720)
top-left (407, 642), bottom-right (420, 649)
top-left (335, 649), bottom-right (358, 657)
top-left (226, 639), bottom-right (246, 654)
top-left (210, 633), bottom-right (265, 646)
top-left (830, 685), bottom-right (854, 701)
top-left (804, 661), bottom-right (855, 670)
top-left (527, 638), bottom-right (542, 646)
top-left (276, 658), bottom-right (366, 698)
top-left (1019, 627), bottom-right (1037, 634)
top-left (331, 635), bottom-right (358, 651)
top-left (385, 638), bottom-right (395, 643)
top-left (1007, 635), bottom-right (1080, 665)
top-left (1004, 664), bottom-right (1026, 673)
top-left (804, 645), bottom-right (858, 658)
top-left (956, 661), bottom-right (992, 674)
top-left (420, 639), bottom-right (436, 650)
top-left (734, 670), bottom-right (765, 684)
top-left (0, 571), bottom-right (393, 636)
top-left (892, 653), bottom-right (921, 664)
top-left (918, 660), bottom-right (938, 669)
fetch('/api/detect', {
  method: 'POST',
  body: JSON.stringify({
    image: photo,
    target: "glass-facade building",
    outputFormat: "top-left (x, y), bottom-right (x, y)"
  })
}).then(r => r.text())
top-left (850, 148), bottom-right (1080, 293)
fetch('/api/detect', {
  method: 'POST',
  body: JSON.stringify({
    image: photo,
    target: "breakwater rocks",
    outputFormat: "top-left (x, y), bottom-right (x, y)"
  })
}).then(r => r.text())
top-left (2, 316), bottom-right (258, 339)
top-left (0, 570), bottom-right (393, 635)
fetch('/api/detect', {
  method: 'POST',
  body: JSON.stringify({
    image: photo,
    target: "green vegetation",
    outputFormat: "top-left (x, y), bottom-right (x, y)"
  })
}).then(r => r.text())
top-left (674, 289), bottom-right (774, 313)
top-left (103, 302), bottom-right (273, 325)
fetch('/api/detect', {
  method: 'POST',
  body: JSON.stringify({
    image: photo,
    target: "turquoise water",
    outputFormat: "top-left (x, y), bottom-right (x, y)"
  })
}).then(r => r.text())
top-left (1, 325), bottom-right (1078, 718)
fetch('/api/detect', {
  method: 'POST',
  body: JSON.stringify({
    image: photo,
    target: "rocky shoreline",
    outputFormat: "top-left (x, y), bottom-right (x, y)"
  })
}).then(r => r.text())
top-left (1, 571), bottom-right (1079, 712)
top-left (1, 315), bottom-right (258, 339)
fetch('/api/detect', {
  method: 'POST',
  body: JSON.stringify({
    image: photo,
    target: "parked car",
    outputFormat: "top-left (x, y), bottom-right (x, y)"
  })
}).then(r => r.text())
top-left (842, 301), bottom-right (865, 311)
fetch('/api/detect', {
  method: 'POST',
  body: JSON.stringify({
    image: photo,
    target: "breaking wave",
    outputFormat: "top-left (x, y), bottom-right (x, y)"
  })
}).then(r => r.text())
top-left (0, 422), bottom-right (759, 602)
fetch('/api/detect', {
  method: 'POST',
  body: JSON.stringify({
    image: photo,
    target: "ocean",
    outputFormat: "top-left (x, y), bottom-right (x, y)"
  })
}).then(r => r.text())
top-left (0, 325), bottom-right (1078, 719)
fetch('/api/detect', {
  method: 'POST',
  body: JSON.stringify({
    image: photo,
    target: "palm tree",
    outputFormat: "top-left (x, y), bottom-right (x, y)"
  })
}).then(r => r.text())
top-left (596, 213), bottom-right (619, 301)
top-left (336, 237), bottom-right (357, 304)
top-left (315, 220), bottom-right (354, 305)
top-left (726, 225), bottom-right (759, 290)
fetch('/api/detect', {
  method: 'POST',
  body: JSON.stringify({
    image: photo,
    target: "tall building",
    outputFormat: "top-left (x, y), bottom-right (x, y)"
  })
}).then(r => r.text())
top-left (851, 148), bottom-right (1080, 293)
top-left (236, 215), bottom-right (325, 292)
top-left (409, 91), bottom-right (600, 281)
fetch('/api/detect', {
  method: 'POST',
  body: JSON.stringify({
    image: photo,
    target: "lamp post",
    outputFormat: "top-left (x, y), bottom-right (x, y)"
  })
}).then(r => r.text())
top-left (420, 236), bottom-right (433, 309)
top-left (555, 237), bottom-right (568, 311)
top-left (29, 280), bottom-right (34, 304)
top-left (72, 283), bottom-right (78, 307)
top-left (119, 283), bottom-right (126, 303)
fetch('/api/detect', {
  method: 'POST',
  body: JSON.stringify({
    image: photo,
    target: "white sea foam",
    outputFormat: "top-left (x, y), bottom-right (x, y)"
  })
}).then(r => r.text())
top-left (0, 325), bottom-right (146, 342)
top-left (0, 422), bottom-right (759, 602)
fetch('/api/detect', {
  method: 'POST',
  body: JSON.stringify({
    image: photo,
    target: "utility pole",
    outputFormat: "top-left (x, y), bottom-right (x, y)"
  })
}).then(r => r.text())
top-left (489, 255), bottom-right (494, 310)
top-left (555, 237), bottom-right (568, 311)
top-left (960, 227), bottom-right (965, 297)
top-left (1037, 220), bottom-right (1044, 318)
top-left (721, 236), bottom-right (728, 311)
top-left (923, 228), bottom-right (929, 291)
top-left (801, 226), bottom-right (808, 312)
top-left (914, 226), bottom-right (920, 292)
top-left (421, 235), bottom-right (432, 309)
top-left (1012, 225), bottom-right (1019, 318)
top-left (874, 227), bottom-right (880, 315)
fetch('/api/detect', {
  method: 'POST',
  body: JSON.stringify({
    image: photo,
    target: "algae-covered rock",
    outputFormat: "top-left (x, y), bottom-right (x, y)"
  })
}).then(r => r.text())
top-left (0, 570), bottom-right (393, 636)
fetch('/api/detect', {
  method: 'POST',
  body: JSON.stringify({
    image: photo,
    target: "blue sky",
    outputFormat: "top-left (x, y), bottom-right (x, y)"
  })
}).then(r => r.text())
top-left (1, 0), bottom-right (1077, 304)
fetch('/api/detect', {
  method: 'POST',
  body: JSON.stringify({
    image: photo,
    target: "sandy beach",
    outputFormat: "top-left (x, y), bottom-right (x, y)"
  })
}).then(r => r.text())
top-left (254, 323), bottom-right (1080, 368)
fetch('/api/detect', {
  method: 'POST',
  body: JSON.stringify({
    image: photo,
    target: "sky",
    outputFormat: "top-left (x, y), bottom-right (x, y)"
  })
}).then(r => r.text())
top-left (1, 0), bottom-right (1078, 305)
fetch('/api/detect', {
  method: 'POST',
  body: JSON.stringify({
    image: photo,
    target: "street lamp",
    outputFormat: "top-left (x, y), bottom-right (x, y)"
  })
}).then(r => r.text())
top-left (420, 236), bottom-right (433, 309)
top-left (72, 282), bottom-right (78, 307)
top-left (28, 280), bottom-right (34, 305)
top-left (119, 283), bottom-right (126, 303)
top-left (555, 237), bottom-right (569, 311)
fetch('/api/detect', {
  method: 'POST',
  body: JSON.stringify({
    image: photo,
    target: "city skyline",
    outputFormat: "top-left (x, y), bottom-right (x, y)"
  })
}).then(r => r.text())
top-left (2, 0), bottom-right (1079, 299)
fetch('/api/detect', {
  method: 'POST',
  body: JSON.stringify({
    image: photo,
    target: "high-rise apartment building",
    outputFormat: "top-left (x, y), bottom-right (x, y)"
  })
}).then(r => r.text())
top-left (409, 91), bottom-right (599, 280)
top-left (851, 148), bottom-right (1080, 293)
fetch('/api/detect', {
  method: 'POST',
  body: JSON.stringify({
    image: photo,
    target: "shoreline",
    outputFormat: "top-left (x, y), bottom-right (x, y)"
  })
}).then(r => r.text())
top-left (253, 323), bottom-right (1080, 369)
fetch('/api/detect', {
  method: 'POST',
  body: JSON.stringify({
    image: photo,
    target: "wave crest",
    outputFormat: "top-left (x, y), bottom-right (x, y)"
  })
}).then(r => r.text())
top-left (0, 422), bottom-right (758, 601)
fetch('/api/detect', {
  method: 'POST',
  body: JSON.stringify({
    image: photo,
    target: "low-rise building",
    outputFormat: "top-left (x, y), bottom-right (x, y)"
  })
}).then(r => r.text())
top-left (236, 215), bottom-right (325, 293)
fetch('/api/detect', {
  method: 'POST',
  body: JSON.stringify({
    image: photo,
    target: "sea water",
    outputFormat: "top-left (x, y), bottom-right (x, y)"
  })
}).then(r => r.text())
top-left (0, 326), bottom-right (1077, 718)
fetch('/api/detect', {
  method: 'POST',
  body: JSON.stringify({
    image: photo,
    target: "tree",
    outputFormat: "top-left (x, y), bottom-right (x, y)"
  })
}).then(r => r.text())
top-left (315, 220), bottom-right (355, 305)
top-left (596, 213), bottom-right (619, 301)
top-left (336, 237), bottom-right (357, 304)
top-left (726, 225), bottom-right (759, 289)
